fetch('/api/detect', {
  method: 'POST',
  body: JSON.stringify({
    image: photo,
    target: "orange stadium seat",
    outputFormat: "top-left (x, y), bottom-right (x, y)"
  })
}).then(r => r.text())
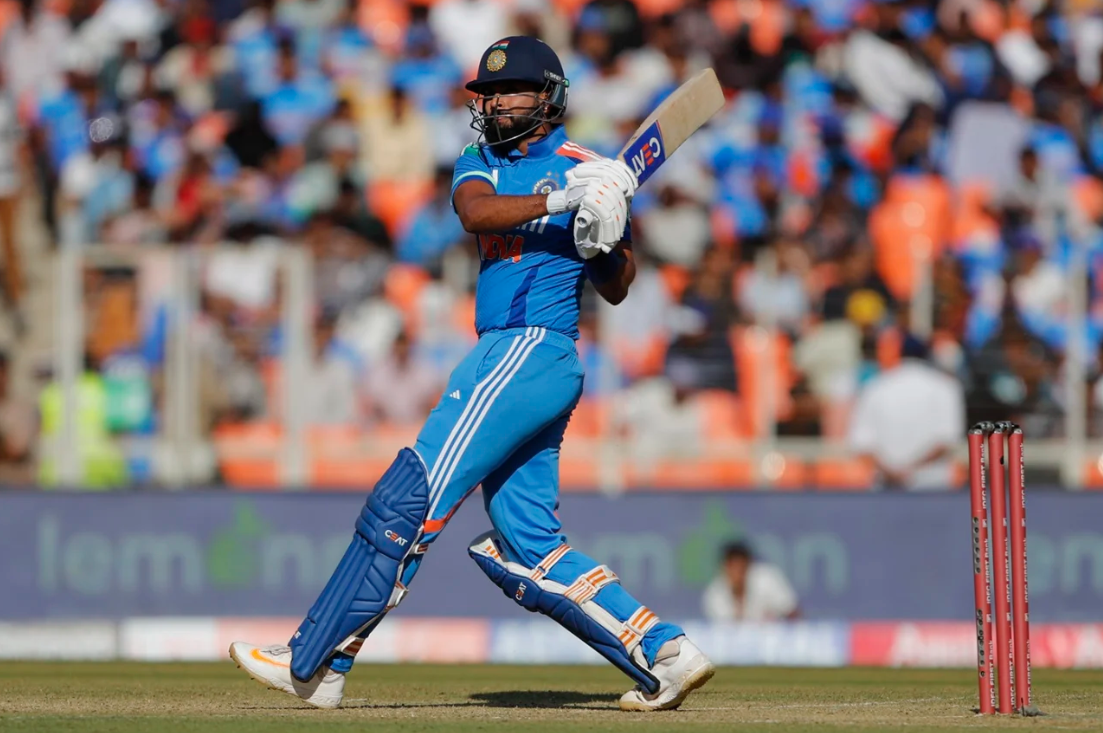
top-left (565, 398), bottom-right (609, 440)
top-left (952, 180), bottom-right (999, 246)
top-left (699, 390), bottom-right (742, 441)
top-left (731, 326), bottom-right (794, 438)
top-left (550, 0), bottom-right (589, 18)
top-left (869, 185), bottom-right (949, 302)
top-left (368, 179), bottom-right (434, 238)
top-left (633, 0), bottom-right (684, 19)
top-left (558, 450), bottom-right (601, 491)
top-left (215, 422), bottom-right (281, 488)
top-left (629, 458), bottom-right (755, 490)
top-left (359, 0), bottom-right (409, 52)
top-left (307, 425), bottom-right (379, 488)
top-left (710, 0), bottom-right (785, 56)
top-left (629, 454), bottom-right (807, 490)
top-left (384, 263), bottom-right (430, 329)
top-left (813, 457), bottom-right (875, 490)
top-left (885, 174), bottom-right (951, 230)
top-left (762, 454), bottom-right (808, 490)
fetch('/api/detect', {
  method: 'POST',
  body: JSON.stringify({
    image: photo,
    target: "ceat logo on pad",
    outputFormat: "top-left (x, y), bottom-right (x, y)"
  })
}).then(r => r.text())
top-left (515, 582), bottom-right (527, 602)
top-left (384, 530), bottom-right (408, 547)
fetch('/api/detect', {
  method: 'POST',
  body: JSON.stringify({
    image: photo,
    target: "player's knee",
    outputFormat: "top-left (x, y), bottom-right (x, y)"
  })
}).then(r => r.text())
top-left (355, 448), bottom-right (430, 558)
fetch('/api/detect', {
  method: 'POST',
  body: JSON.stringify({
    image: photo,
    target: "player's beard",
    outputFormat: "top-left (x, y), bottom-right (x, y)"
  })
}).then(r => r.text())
top-left (483, 107), bottom-right (543, 152)
top-left (485, 114), bottom-right (528, 152)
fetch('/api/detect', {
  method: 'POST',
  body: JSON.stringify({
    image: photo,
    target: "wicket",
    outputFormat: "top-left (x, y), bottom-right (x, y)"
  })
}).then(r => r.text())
top-left (966, 421), bottom-right (1041, 716)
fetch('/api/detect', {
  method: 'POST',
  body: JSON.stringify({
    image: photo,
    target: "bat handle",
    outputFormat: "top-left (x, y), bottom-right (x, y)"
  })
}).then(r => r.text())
top-left (576, 209), bottom-right (593, 230)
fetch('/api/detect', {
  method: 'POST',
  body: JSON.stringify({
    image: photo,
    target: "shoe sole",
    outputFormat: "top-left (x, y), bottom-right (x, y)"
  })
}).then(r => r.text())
top-left (618, 661), bottom-right (716, 712)
top-left (228, 644), bottom-right (341, 709)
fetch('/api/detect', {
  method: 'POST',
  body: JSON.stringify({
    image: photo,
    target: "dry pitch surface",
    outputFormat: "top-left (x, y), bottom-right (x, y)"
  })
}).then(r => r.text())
top-left (1, 663), bottom-right (1101, 732)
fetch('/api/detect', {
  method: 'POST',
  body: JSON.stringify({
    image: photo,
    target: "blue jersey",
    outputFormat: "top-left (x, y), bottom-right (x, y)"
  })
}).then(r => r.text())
top-left (450, 125), bottom-right (624, 340)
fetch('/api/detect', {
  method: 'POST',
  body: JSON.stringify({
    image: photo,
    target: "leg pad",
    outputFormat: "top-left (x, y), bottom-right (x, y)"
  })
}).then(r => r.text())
top-left (289, 449), bottom-right (429, 681)
top-left (468, 531), bottom-right (661, 694)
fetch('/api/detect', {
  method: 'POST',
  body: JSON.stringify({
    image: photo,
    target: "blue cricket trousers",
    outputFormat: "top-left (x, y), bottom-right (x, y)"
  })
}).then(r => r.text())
top-left (331, 326), bottom-right (682, 672)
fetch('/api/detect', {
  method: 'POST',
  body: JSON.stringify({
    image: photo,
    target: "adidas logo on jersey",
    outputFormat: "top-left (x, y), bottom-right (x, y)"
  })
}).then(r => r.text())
top-left (449, 390), bottom-right (461, 400)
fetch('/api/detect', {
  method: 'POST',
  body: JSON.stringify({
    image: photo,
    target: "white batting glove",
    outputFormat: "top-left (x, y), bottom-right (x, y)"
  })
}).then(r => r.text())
top-left (573, 181), bottom-right (628, 258)
top-left (546, 179), bottom-right (588, 215)
top-left (566, 159), bottom-right (638, 200)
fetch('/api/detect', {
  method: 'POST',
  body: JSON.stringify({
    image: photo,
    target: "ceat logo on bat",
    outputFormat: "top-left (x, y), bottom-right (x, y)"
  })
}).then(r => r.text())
top-left (624, 121), bottom-right (667, 186)
top-left (384, 530), bottom-right (408, 547)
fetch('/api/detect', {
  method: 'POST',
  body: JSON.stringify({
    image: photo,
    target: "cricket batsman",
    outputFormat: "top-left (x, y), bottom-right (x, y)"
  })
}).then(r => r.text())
top-left (230, 36), bottom-right (714, 712)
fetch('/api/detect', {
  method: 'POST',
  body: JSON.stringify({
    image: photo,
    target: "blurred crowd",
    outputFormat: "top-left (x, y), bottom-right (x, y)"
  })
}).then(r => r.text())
top-left (2, 0), bottom-right (1103, 489)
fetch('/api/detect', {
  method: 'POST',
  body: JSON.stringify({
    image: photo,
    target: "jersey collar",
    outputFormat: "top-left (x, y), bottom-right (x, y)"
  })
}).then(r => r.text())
top-left (498, 125), bottom-right (567, 162)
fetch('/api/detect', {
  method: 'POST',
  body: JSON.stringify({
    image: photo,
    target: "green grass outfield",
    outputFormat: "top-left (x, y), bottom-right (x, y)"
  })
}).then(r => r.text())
top-left (1, 663), bottom-right (1102, 732)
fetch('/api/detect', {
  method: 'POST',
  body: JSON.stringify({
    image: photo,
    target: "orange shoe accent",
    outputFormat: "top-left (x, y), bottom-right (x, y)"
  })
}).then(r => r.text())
top-left (250, 648), bottom-right (290, 669)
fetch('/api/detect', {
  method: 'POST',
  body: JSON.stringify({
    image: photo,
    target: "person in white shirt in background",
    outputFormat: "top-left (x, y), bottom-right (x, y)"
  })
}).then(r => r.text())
top-left (701, 541), bottom-right (800, 622)
top-left (847, 334), bottom-right (965, 490)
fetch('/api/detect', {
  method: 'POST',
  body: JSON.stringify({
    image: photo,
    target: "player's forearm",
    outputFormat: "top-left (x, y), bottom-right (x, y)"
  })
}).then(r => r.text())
top-left (456, 193), bottom-right (550, 234)
top-left (590, 246), bottom-right (635, 305)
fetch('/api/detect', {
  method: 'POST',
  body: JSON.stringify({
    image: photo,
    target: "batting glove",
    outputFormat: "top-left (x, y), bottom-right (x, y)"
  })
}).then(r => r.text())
top-left (566, 159), bottom-right (638, 199)
top-left (573, 181), bottom-right (628, 258)
top-left (546, 179), bottom-right (589, 215)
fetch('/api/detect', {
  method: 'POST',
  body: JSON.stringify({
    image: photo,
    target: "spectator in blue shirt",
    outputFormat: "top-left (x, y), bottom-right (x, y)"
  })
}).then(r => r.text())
top-left (391, 23), bottom-right (461, 116)
top-left (396, 166), bottom-right (466, 269)
top-left (322, 0), bottom-right (375, 84)
top-left (230, 0), bottom-right (282, 100)
top-left (130, 90), bottom-right (188, 182)
top-left (37, 74), bottom-right (98, 173)
top-left (263, 38), bottom-right (335, 147)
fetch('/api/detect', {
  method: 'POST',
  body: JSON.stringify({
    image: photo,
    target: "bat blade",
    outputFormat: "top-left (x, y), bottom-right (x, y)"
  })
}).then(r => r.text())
top-left (617, 68), bottom-right (725, 187)
top-left (574, 68), bottom-right (724, 237)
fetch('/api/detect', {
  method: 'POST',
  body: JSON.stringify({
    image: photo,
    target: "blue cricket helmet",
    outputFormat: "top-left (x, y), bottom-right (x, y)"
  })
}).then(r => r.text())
top-left (465, 36), bottom-right (569, 113)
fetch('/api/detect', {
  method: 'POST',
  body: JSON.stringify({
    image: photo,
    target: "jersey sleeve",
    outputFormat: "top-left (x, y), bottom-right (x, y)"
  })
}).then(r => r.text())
top-left (450, 144), bottom-right (495, 209)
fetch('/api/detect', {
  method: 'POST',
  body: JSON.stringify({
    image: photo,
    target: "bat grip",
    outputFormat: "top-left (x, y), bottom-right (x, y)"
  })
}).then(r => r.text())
top-left (576, 209), bottom-right (593, 230)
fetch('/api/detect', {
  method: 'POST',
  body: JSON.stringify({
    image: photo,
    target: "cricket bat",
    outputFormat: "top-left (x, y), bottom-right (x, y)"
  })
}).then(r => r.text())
top-left (576, 68), bottom-right (725, 229)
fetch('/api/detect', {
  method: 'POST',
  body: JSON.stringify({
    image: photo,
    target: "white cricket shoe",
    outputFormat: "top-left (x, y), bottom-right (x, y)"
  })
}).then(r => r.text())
top-left (619, 636), bottom-right (715, 712)
top-left (229, 642), bottom-right (345, 709)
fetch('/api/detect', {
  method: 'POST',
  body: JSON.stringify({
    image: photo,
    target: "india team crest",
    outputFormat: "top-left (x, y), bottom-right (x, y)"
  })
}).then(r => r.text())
top-left (487, 49), bottom-right (507, 72)
top-left (532, 176), bottom-right (558, 195)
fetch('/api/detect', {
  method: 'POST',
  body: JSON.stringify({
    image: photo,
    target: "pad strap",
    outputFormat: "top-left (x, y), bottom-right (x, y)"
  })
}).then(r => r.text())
top-left (564, 565), bottom-right (619, 605)
top-left (531, 544), bottom-right (570, 581)
top-left (620, 606), bottom-right (660, 650)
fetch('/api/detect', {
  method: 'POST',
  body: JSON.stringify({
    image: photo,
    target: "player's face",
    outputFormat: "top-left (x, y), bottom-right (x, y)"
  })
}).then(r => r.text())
top-left (476, 81), bottom-right (546, 144)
